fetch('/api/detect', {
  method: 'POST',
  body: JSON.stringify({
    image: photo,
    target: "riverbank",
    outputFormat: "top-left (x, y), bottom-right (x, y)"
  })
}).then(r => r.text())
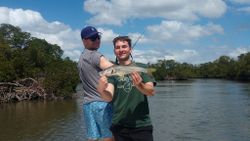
top-left (0, 78), bottom-right (76, 103)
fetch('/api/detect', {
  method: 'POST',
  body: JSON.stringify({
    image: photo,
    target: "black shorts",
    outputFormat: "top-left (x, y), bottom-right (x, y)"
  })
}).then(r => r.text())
top-left (110, 124), bottom-right (153, 141)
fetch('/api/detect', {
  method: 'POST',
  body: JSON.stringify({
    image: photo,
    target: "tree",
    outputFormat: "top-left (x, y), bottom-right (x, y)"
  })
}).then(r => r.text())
top-left (213, 56), bottom-right (233, 78)
top-left (44, 60), bottom-right (79, 97)
top-left (0, 36), bottom-right (16, 81)
top-left (0, 23), bottom-right (31, 48)
top-left (0, 23), bottom-right (80, 99)
top-left (237, 53), bottom-right (250, 80)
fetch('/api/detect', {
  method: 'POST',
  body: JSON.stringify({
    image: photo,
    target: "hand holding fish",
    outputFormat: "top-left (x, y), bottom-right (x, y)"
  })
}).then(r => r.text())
top-left (130, 72), bottom-right (155, 96)
top-left (97, 75), bottom-right (108, 92)
top-left (130, 72), bottom-right (142, 86)
top-left (97, 75), bottom-right (114, 102)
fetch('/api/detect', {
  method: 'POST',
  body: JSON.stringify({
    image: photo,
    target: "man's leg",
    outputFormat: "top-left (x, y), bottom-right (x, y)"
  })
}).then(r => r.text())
top-left (83, 102), bottom-right (100, 140)
top-left (130, 126), bottom-right (153, 141)
top-left (94, 102), bottom-right (113, 140)
top-left (110, 125), bottom-right (133, 141)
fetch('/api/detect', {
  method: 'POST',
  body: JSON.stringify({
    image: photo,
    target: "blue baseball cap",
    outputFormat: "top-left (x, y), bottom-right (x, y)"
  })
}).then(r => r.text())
top-left (81, 26), bottom-right (100, 39)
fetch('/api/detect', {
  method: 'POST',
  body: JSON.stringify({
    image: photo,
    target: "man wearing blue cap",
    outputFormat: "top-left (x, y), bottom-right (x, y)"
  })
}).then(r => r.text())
top-left (78, 26), bottom-right (114, 141)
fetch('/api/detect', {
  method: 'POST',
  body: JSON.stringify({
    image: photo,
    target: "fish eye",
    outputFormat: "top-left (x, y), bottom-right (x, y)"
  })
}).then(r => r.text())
top-left (111, 69), bottom-right (115, 74)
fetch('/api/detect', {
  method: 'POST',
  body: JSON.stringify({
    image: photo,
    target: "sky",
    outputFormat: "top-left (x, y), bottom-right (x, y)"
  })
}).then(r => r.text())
top-left (0, 0), bottom-right (250, 64)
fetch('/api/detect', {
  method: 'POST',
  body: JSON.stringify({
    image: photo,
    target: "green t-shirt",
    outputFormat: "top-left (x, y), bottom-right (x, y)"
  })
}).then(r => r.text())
top-left (108, 67), bottom-right (154, 128)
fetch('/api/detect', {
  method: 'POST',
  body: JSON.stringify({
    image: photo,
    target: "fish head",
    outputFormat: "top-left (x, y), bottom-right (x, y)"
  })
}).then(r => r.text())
top-left (100, 67), bottom-right (117, 76)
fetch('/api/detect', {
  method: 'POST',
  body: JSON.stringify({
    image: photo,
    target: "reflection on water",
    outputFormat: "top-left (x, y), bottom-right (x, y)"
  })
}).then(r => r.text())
top-left (150, 79), bottom-right (250, 141)
top-left (0, 79), bottom-right (250, 141)
top-left (0, 99), bottom-right (87, 141)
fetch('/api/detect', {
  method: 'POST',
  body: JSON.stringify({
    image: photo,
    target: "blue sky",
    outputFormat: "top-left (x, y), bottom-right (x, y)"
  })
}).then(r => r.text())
top-left (0, 0), bottom-right (250, 64)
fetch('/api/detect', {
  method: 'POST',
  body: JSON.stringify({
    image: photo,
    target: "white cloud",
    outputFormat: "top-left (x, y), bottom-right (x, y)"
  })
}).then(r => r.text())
top-left (194, 45), bottom-right (250, 63)
top-left (132, 49), bottom-right (169, 63)
top-left (0, 7), bottom-right (82, 61)
top-left (146, 21), bottom-right (224, 44)
top-left (228, 0), bottom-right (250, 13)
top-left (84, 0), bottom-right (227, 26)
top-left (64, 49), bottom-right (82, 62)
top-left (238, 6), bottom-right (250, 13)
top-left (132, 48), bottom-right (199, 64)
top-left (229, 0), bottom-right (250, 4)
top-left (0, 7), bottom-right (69, 34)
top-left (132, 44), bottom-right (250, 64)
top-left (0, 7), bottom-right (41, 26)
top-left (97, 28), bottom-right (119, 42)
top-left (229, 47), bottom-right (250, 58)
top-left (0, 7), bottom-right (118, 61)
top-left (1, 3), bottom-right (248, 65)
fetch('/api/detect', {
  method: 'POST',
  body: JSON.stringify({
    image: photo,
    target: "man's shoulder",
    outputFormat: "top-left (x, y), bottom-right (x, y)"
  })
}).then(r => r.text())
top-left (84, 48), bottom-right (101, 54)
top-left (83, 49), bottom-right (103, 59)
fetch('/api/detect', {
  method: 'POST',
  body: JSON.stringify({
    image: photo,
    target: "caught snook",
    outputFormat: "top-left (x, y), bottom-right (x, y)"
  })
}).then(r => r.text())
top-left (99, 65), bottom-right (148, 77)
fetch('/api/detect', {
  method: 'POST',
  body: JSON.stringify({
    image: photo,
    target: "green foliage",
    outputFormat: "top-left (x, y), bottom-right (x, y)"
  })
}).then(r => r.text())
top-left (237, 53), bottom-right (250, 80)
top-left (150, 54), bottom-right (250, 81)
top-left (150, 59), bottom-right (197, 80)
top-left (44, 60), bottom-right (79, 97)
top-left (0, 23), bottom-right (31, 48)
top-left (0, 23), bottom-right (79, 98)
top-left (0, 36), bottom-right (16, 81)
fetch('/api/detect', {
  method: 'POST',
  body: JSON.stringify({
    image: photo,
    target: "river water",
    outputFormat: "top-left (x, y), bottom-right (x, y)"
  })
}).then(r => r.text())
top-left (0, 79), bottom-right (250, 141)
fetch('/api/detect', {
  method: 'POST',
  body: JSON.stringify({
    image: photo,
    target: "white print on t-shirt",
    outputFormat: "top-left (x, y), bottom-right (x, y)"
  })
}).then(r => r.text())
top-left (117, 76), bottom-right (134, 94)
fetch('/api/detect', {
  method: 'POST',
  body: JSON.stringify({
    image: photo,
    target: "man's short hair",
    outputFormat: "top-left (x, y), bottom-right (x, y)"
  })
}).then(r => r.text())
top-left (112, 36), bottom-right (132, 47)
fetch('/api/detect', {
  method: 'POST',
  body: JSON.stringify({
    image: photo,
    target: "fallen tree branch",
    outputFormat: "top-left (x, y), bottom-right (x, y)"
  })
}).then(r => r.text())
top-left (0, 78), bottom-right (47, 103)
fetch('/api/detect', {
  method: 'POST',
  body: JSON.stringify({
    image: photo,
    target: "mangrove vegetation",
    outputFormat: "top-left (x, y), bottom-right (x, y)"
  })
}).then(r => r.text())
top-left (0, 23), bottom-right (249, 102)
top-left (150, 54), bottom-right (250, 81)
top-left (0, 24), bottom-right (79, 102)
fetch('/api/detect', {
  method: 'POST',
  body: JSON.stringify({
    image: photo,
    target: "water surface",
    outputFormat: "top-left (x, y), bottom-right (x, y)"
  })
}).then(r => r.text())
top-left (0, 79), bottom-right (249, 141)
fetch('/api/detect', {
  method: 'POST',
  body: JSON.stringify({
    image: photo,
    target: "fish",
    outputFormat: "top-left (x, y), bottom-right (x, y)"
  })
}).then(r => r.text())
top-left (99, 65), bottom-right (148, 77)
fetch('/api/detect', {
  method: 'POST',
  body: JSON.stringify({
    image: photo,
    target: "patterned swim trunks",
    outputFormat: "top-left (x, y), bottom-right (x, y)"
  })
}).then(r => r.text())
top-left (83, 101), bottom-right (113, 140)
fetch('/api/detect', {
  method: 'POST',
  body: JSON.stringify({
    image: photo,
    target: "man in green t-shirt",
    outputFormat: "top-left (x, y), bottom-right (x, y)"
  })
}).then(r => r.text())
top-left (97, 36), bottom-right (156, 141)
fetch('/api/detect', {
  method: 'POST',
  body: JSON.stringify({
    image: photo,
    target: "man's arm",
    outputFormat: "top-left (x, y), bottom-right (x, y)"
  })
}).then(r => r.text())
top-left (99, 56), bottom-right (114, 70)
top-left (97, 75), bottom-right (114, 102)
top-left (131, 72), bottom-right (155, 96)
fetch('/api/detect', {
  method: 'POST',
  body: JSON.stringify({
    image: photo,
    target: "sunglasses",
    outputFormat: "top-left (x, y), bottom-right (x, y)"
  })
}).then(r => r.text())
top-left (86, 34), bottom-right (101, 42)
